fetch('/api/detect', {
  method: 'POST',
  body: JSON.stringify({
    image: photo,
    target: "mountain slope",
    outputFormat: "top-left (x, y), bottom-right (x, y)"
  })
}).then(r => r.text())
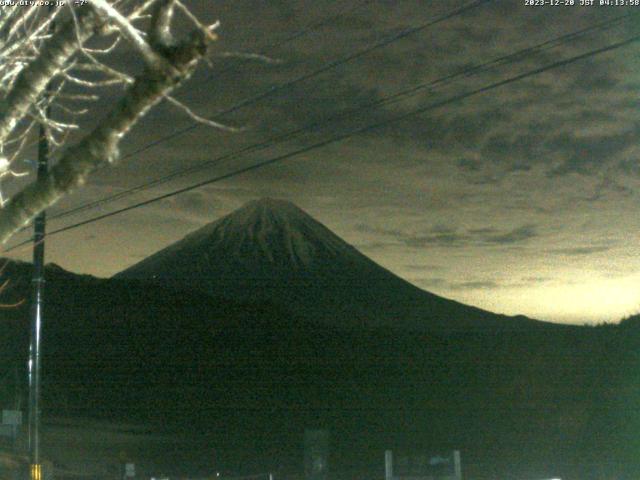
top-left (116, 198), bottom-right (551, 331)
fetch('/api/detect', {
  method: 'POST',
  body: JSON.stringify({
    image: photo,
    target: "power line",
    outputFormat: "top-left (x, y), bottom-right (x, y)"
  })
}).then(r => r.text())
top-left (6, 0), bottom-right (374, 233)
top-left (47, 11), bottom-right (637, 222)
top-left (5, 31), bottom-right (638, 253)
top-left (37, 0), bottom-right (489, 229)
top-left (86, 1), bottom-right (491, 163)
top-left (182, 0), bottom-right (373, 93)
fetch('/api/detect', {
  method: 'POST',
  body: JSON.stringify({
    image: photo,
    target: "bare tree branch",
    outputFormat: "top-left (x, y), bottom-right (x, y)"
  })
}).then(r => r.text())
top-left (165, 95), bottom-right (240, 132)
top-left (0, 7), bottom-right (213, 243)
top-left (0, 7), bottom-right (100, 147)
top-left (0, 1), bottom-right (227, 245)
top-left (91, 0), bottom-right (173, 72)
top-left (0, 260), bottom-right (25, 308)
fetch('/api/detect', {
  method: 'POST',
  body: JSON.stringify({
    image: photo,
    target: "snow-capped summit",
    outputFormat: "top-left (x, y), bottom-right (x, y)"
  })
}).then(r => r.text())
top-left (117, 197), bottom-right (375, 282)
top-left (116, 198), bottom-right (548, 331)
top-left (180, 198), bottom-right (360, 268)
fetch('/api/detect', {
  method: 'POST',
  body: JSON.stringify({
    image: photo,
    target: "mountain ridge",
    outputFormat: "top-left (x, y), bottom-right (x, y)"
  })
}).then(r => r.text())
top-left (116, 198), bottom-right (556, 331)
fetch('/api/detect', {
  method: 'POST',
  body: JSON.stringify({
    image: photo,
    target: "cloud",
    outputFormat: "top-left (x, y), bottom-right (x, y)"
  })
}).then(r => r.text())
top-left (467, 227), bottom-right (499, 235)
top-left (547, 130), bottom-right (639, 177)
top-left (355, 223), bottom-right (405, 238)
top-left (550, 246), bottom-right (612, 256)
top-left (413, 277), bottom-right (448, 289)
top-left (404, 263), bottom-right (444, 272)
top-left (448, 280), bottom-right (500, 291)
top-left (580, 175), bottom-right (634, 202)
top-left (353, 240), bottom-right (397, 251)
top-left (483, 225), bottom-right (537, 245)
top-left (356, 223), bottom-right (538, 249)
top-left (457, 157), bottom-right (482, 172)
top-left (418, 274), bottom-right (560, 291)
top-left (618, 158), bottom-right (640, 177)
top-left (521, 276), bottom-right (553, 284)
top-left (426, 275), bottom-right (557, 292)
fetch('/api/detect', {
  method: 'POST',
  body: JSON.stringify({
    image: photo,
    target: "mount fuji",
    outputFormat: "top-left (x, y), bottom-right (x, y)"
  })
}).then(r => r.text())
top-left (116, 198), bottom-right (549, 331)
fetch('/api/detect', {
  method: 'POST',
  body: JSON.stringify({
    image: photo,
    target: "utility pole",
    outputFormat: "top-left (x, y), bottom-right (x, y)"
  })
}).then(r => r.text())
top-left (27, 111), bottom-right (48, 480)
top-left (28, 9), bottom-right (54, 478)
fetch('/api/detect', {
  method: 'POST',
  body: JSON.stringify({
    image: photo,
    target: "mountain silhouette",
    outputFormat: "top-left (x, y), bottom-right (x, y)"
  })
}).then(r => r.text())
top-left (116, 198), bottom-right (551, 331)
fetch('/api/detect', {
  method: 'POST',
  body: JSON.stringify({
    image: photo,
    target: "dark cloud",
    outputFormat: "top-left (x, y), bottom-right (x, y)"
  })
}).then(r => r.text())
top-left (404, 264), bottom-right (444, 272)
top-left (618, 158), bottom-right (640, 177)
top-left (440, 275), bottom-right (556, 291)
top-left (353, 240), bottom-right (397, 251)
top-left (457, 157), bottom-right (482, 172)
top-left (581, 176), bottom-right (633, 202)
top-left (449, 280), bottom-right (500, 291)
top-left (521, 276), bottom-right (553, 284)
top-left (413, 277), bottom-right (448, 289)
top-left (328, 13), bottom-right (376, 31)
top-left (570, 57), bottom-right (621, 93)
top-left (503, 276), bottom-right (557, 289)
top-left (356, 223), bottom-right (538, 249)
top-left (467, 227), bottom-right (499, 235)
top-left (404, 232), bottom-right (466, 248)
top-left (547, 130), bottom-right (639, 177)
top-left (481, 132), bottom-right (543, 166)
top-left (273, 82), bottom-right (389, 137)
top-left (355, 223), bottom-right (403, 237)
top-left (484, 225), bottom-right (537, 245)
top-left (550, 246), bottom-right (612, 256)
top-left (467, 119), bottom-right (640, 180)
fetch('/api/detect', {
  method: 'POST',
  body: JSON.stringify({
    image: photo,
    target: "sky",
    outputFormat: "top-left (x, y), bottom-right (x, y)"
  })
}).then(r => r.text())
top-left (4, 0), bottom-right (640, 325)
